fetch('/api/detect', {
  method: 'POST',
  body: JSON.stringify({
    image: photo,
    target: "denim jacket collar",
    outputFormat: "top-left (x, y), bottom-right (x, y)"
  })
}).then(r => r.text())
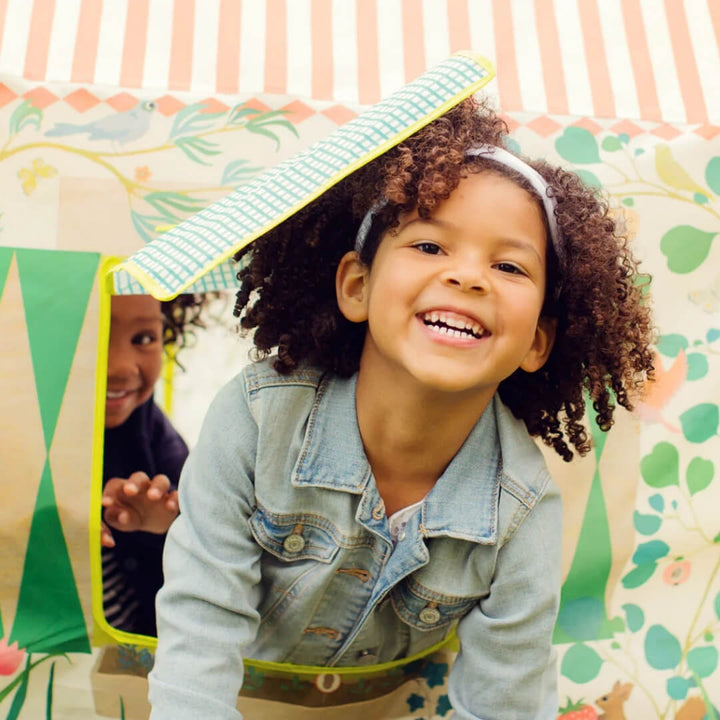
top-left (292, 372), bottom-right (546, 546)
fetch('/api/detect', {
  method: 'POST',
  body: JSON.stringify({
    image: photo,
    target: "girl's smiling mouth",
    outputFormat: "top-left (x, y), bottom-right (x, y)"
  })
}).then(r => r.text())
top-left (106, 388), bottom-right (139, 399)
top-left (105, 388), bottom-right (142, 412)
top-left (419, 310), bottom-right (488, 340)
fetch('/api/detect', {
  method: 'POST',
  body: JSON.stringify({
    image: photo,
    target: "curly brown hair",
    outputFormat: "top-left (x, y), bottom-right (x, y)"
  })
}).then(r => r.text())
top-left (233, 96), bottom-right (655, 460)
top-left (161, 294), bottom-right (209, 363)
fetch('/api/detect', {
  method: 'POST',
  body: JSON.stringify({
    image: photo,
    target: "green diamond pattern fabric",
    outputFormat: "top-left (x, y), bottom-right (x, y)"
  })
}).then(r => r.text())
top-left (554, 412), bottom-right (614, 644)
top-left (0, 247), bottom-right (13, 301)
top-left (0, 247), bottom-right (12, 642)
top-left (17, 249), bottom-right (100, 449)
top-left (9, 460), bottom-right (90, 654)
top-left (115, 52), bottom-right (494, 298)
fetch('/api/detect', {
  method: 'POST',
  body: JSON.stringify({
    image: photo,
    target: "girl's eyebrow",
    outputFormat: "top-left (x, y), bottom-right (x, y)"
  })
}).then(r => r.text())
top-left (398, 216), bottom-right (450, 232)
top-left (399, 217), bottom-right (544, 264)
top-left (495, 238), bottom-right (544, 264)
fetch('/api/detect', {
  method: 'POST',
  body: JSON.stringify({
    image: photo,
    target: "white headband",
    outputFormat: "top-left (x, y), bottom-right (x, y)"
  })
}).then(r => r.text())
top-left (353, 144), bottom-right (565, 275)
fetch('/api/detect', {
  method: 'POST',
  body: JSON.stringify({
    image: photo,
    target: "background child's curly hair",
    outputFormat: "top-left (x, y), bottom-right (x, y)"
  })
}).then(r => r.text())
top-left (161, 294), bottom-right (208, 358)
top-left (233, 96), bottom-right (655, 460)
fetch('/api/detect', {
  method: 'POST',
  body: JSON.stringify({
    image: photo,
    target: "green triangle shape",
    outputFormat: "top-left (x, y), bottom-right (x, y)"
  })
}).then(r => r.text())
top-left (9, 459), bottom-right (90, 654)
top-left (553, 467), bottom-right (614, 643)
top-left (0, 246), bottom-right (13, 301)
top-left (585, 389), bottom-right (611, 461)
top-left (16, 249), bottom-right (100, 449)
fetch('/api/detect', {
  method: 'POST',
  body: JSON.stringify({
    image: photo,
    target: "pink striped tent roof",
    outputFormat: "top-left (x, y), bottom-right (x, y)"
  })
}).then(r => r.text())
top-left (0, 0), bottom-right (718, 126)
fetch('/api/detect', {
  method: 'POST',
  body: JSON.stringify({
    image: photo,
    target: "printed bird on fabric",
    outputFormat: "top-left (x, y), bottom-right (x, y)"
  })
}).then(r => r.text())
top-left (45, 100), bottom-right (156, 144)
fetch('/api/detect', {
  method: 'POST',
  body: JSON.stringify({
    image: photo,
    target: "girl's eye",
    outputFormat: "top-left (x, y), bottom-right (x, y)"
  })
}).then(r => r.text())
top-left (413, 242), bottom-right (442, 255)
top-left (495, 262), bottom-right (526, 276)
top-left (132, 331), bottom-right (159, 346)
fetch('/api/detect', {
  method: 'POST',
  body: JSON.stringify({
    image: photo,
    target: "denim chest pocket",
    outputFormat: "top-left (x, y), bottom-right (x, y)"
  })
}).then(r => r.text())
top-left (391, 575), bottom-right (477, 631)
top-left (249, 507), bottom-right (340, 564)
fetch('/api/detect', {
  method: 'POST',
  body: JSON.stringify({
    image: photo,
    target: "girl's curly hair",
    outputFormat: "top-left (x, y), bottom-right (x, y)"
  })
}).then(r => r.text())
top-left (233, 96), bottom-right (655, 461)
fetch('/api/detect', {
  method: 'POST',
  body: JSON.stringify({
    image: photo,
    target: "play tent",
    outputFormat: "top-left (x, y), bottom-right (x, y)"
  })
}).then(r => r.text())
top-left (1, 1), bottom-right (719, 718)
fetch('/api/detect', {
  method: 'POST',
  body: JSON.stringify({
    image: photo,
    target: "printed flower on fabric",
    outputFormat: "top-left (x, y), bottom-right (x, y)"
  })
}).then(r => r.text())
top-left (435, 694), bottom-right (453, 716)
top-left (134, 165), bottom-right (152, 182)
top-left (663, 559), bottom-right (691, 585)
top-left (406, 692), bottom-right (425, 711)
top-left (0, 638), bottom-right (25, 675)
top-left (421, 660), bottom-right (448, 688)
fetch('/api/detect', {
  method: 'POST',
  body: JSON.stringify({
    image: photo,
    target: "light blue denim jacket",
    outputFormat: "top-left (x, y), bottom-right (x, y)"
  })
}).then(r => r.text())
top-left (149, 359), bottom-right (562, 720)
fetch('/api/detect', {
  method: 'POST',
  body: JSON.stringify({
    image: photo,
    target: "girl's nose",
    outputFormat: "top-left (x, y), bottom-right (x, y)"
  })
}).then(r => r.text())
top-left (440, 264), bottom-right (489, 292)
top-left (107, 342), bottom-right (137, 380)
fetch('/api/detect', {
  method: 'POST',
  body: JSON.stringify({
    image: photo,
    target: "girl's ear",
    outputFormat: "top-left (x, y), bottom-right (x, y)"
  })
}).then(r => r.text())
top-left (520, 316), bottom-right (557, 373)
top-left (336, 251), bottom-right (369, 323)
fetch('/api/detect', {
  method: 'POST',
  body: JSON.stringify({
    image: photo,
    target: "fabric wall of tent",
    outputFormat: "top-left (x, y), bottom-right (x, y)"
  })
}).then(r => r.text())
top-left (0, 1), bottom-right (719, 718)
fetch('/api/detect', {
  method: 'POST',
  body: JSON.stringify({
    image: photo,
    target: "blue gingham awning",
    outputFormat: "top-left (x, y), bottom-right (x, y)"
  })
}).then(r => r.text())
top-left (113, 52), bottom-right (495, 299)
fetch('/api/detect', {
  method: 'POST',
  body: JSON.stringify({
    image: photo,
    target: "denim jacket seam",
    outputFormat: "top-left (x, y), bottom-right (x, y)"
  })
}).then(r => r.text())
top-left (405, 575), bottom-right (481, 605)
top-left (498, 470), bottom-right (551, 547)
top-left (245, 369), bottom-right (324, 394)
top-left (499, 498), bottom-right (530, 547)
top-left (241, 371), bottom-right (260, 427)
top-left (253, 502), bottom-right (377, 550)
top-left (500, 467), bottom-right (549, 509)
top-left (293, 374), bottom-right (331, 480)
top-left (424, 528), bottom-right (497, 545)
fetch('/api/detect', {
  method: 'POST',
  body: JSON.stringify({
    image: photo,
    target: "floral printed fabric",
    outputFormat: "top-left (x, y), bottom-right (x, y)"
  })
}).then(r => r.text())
top-left (0, 82), bottom-right (719, 719)
top-left (236, 651), bottom-right (454, 719)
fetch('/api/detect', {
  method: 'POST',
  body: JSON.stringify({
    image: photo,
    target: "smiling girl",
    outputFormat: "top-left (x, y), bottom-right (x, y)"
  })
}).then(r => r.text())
top-left (148, 96), bottom-right (654, 719)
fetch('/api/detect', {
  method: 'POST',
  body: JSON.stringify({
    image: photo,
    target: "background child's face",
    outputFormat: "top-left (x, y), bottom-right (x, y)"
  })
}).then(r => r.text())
top-left (105, 295), bottom-right (164, 429)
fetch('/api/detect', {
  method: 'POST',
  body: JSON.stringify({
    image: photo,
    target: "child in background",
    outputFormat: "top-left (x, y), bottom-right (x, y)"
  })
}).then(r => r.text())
top-left (149, 97), bottom-right (655, 719)
top-left (101, 293), bottom-right (204, 637)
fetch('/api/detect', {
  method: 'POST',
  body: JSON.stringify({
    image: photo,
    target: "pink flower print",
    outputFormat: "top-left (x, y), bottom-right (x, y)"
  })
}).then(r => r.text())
top-left (0, 638), bottom-right (26, 675)
top-left (663, 559), bottom-right (691, 586)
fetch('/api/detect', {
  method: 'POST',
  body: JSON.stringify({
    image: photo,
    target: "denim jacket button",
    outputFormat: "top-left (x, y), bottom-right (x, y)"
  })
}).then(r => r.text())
top-left (283, 533), bottom-right (306, 553)
top-left (356, 650), bottom-right (379, 665)
top-left (371, 501), bottom-right (385, 520)
top-left (418, 606), bottom-right (441, 625)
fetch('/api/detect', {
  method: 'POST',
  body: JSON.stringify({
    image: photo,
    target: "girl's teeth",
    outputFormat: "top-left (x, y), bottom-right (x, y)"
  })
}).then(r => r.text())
top-left (423, 312), bottom-right (484, 338)
top-left (427, 324), bottom-right (475, 338)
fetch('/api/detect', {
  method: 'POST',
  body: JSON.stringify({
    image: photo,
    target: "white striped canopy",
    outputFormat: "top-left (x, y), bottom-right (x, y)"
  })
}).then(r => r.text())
top-left (1, 0), bottom-right (718, 126)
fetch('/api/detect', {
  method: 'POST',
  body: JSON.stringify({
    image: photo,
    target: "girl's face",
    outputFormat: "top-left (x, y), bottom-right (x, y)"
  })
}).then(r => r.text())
top-left (338, 171), bottom-right (556, 400)
top-left (105, 295), bottom-right (164, 428)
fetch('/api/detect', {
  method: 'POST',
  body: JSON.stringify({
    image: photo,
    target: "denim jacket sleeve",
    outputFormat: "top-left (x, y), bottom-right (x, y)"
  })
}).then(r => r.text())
top-left (148, 373), bottom-right (261, 720)
top-left (448, 475), bottom-right (562, 720)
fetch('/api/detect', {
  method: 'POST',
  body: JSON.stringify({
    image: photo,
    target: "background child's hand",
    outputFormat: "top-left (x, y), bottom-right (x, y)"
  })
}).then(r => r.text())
top-left (100, 521), bottom-right (115, 548)
top-left (102, 471), bottom-right (179, 535)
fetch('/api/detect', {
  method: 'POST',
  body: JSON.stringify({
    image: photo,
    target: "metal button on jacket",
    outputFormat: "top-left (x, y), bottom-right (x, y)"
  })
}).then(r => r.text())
top-left (419, 605), bottom-right (441, 625)
top-left (283, 533), bottom-right (306, 553)
top-left (356, 649), bottom-right (379, 665)
top-left (371, 501), bottom-right (385, 520)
